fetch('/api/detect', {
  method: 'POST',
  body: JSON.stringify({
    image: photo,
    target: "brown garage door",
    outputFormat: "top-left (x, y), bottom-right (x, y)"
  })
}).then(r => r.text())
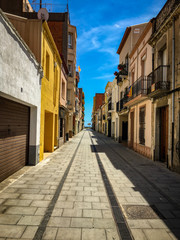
top-left (0, 97), bottom-right (29, 182)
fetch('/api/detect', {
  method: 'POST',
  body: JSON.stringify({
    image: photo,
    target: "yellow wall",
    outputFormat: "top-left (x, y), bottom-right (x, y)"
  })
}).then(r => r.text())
top-left (39, 22), bottom-right (62, 161)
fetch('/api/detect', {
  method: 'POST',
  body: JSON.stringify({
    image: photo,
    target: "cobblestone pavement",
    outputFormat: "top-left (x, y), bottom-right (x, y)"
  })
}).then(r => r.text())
top-left (0, 130), bottom-right (180, 240)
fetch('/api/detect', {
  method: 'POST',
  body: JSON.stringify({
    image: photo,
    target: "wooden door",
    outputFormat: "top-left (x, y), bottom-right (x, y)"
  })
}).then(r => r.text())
top-left (130, 112), bottom-right (134, 147)
top-left (160, 106), bottom-right (168, 162)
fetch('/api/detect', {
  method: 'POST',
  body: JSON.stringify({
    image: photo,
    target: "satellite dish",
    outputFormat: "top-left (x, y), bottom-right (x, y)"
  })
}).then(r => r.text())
top-left (37, 8), bottom-right (49, 21)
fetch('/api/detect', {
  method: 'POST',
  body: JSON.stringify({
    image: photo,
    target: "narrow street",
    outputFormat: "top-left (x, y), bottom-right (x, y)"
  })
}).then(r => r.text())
top-left (0, 129), bottom-right (180, 240)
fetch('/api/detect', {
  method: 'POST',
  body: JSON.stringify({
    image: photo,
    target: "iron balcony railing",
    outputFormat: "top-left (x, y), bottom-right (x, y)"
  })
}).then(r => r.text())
top-left (147, 65), bottom-right (170, 94)
top-left (127, 76), bottom-right (151, 101)
top-left (116, 94), bottom-right (128, 112)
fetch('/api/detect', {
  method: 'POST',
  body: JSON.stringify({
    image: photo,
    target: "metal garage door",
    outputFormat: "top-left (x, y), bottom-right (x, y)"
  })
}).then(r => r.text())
top-left (0, 97), bottom-right (30, 182)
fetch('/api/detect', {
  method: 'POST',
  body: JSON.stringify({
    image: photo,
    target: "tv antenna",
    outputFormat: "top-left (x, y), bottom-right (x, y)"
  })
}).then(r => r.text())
top-left (32, 0), bottom-right (42, 9)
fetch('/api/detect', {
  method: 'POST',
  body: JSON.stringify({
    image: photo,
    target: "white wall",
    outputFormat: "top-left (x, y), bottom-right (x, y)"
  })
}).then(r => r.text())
top-left (0, 12), bottom-right (42, 165)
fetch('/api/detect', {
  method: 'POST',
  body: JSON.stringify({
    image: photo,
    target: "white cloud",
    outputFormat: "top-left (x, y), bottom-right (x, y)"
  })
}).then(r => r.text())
top-left (77, 14), bottom-right (153, 57)
top-left (92, 74), bottom-right (114, 80)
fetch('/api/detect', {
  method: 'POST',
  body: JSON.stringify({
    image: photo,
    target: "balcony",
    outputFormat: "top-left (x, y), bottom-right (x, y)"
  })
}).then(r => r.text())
top-left (124, 76), bottom-right (151, 107)
top-left (117, 96), bottom-right (129, 112)
top-left (147, 65), bottom-right (170, 98)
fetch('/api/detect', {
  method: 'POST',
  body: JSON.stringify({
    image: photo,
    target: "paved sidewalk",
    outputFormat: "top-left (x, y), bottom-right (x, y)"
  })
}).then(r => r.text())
top-left (0, 129), bottom-right (180, 240)
top-left (90, 131), bottom-right (180, 240)
top-left (0, 130), bottom-right (119, 240)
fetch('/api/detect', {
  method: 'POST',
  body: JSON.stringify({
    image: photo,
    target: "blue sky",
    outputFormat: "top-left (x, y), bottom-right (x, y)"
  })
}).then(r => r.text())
top-left (30, 0), bottom-right (167, 126)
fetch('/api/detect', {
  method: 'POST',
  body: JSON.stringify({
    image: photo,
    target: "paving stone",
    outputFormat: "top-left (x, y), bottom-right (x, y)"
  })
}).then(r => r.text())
top-left (62, 208), bottom-right (82, 217)
top-left (78, 183), bottom-right (91, 187)
top-left (92, 191), bottom-right (107, 197)
top-left (0, 214), bottom-right (21, 224)
top-left (106, 229), bottom-right (120, 240)
top-left (143, 229), bottom-right (173, 240)
top-left (5, 206), bottom-right (37, 215)
top-left (74, 202), bottom-right (92, 209)
top-left (0, 193), bottom-right (20, 199)
top-left (42, 227), bottom-right (58, 240)
top-left (71, 217), bottom-right (93, 228)
top-left (82, 229), bottom-right (106, 240)
top-left (55, 201), bottom-right (74, 209)
top-left (0, 225), bottom-right (25, 238)
top-left (44, 195), bottom-right (54, 201)
top-left (102, 210), bottom-right (114, 218)
top-left (100, 196), bottom-right (109, 203)
top-left (93, 218), bottom-right (116, 229)
top-left (35, 207), bottom-right (48, 216)
top-left (84, 196), bottom-right (100, 202)
top-left (40, 190), bottom-right (56, 195)
top-left (48, 217), bottom-right (71, 227)
top-left (92, 202), bottom-right (110, 209)
top-left (131, 229), bottom-right (147, 240)
top-left (17, 188), bottom-right (40, 194)
top-left (61, 190), bottom-right (76, 196)
top-left (148, 219), bottom-right (168, 229)
top-left (52, 208), bottom-right (63, 217)
top-left (76, 191), bottom-right (91, 196)
top-left (66, 196), bottom-right (83, 202)
top-left (19, 194), bottom-right (45, 200)
top-left (3, 199), bottom-right (32, 206)
top-left (56, 228), bottom-right (81, 240)
top-left (3, 188), bottom-right (18, 193)
top-left (83, 209), bottom-right (102, 218)
top-left (17, 215), bottom-right (43, 225)
top-left (127, 220), bottom-right (152, 229)
top-left (21, 226), bottom-right (38, 239)
top-left (31, 200), bottom-right (50, 207)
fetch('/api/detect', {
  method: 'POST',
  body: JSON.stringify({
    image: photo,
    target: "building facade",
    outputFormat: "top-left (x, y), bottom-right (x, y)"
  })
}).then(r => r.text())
top-left (39, 22), bottom-right (62, 161)
top-left (59, 56), bottom-right (69, 147)
top-left (67, 25), bottom-right (77, 137)
top-left (0, 10), bottom-right (42, 181)
top-left (148, 0), bottom-right (180, 171)
top-left (116, 24), bottom-right (147, 144)
top-left (92, 93), bottom-right (105, 131)
top-left (125, 21), bottom-right (153, 158)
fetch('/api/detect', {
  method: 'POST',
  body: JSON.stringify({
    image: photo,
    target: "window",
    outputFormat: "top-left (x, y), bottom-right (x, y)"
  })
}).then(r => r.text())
top-left (68, 33), bottom-right (73, 49)
top-left (120, 91), bottom-right (123, 99)
top-left (46, 51), bottom-right (50, 80)
top-left (131, 70), bottom-right (135, 84)
top-left (53, 69), bottom-right (58, 106)
top-left (62, 81), bottom-right (65, 99)
top-left (125, 55), bottom-right (129, 72)
top-left (68, 63), bottom-right (73, 77)
top-left (67, 89), bottom-right (71, 105)
top-left (60, 118), bottom-right (63, 137)
top-left (139, 107), bottom-right (145, 145)
top-left (141, 54), bottom-right (146, 77)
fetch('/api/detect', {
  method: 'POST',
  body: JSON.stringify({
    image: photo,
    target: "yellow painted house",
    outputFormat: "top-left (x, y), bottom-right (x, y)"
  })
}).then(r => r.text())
top-left (40, 22), bottom-right (62, 161)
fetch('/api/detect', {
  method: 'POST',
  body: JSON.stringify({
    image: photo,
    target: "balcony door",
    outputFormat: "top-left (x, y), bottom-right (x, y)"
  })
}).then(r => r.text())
top-left (159, 48), bottom-right (167, 82)
top-left (141, 55), bottom-right (146, 93)
top-left (130, 111), bottom-right (134, 148)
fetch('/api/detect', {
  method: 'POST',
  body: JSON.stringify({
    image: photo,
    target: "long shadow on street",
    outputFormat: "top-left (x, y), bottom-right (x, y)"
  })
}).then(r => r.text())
top-left (89, 130), bottom-right (180, 239)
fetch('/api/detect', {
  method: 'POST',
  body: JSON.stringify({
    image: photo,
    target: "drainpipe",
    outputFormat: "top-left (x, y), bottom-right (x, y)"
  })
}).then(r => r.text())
top-left (171, 17), bottom-right (175, 169)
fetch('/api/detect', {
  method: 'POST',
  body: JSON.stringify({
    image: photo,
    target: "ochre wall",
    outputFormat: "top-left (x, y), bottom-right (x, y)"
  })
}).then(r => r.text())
top-left (39, 23), bottom-right (61, 161)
